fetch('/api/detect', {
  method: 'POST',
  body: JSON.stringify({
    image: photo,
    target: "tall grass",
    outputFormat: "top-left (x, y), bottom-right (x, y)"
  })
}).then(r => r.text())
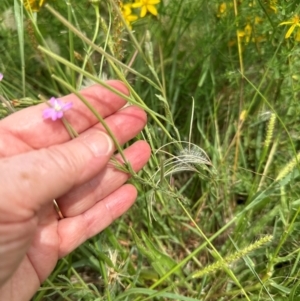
top-left (1, 0), bottom-right (300, 300)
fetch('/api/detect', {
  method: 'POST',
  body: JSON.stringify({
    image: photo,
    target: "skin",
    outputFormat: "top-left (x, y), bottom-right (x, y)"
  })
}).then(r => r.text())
top-left (0, 81), bottom-right (151, 300)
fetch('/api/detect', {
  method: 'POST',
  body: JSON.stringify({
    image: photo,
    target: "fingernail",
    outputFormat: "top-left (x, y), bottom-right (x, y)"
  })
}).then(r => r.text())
top-left (83, 131), bottom-right (113, 157)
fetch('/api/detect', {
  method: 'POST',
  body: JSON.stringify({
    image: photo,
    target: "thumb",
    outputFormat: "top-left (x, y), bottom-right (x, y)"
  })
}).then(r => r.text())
top-left (0, 130), bottom-right (113, 221)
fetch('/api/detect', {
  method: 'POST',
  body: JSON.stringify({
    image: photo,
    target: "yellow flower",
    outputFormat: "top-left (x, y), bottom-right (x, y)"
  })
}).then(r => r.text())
top-left (238, 24), bottom-right (252, 44)
top-left (132, 0), bottom-right (160, 18)
top-left (279, 15), bottom-right (300, 39)
top-left (244, 23), bottom-right (252, 44)
top-left (296, 29), bottom-right (300, 42)
top-left (237, 29), bottom-right (245, 38)
top-left (269, 0), bottom-right (278, 13)
top-left (121, 3), bottom-right (138, 29)
top-left (23, 0), bottom-right (46, 12)
top-left (217, 3), bottom-right (226, 18)
top-left (254, 16), bottom-right (263, 24)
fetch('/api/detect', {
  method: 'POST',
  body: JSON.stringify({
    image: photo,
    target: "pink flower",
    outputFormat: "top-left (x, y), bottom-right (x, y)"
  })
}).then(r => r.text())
top-left (0, 73), bottom-right (3, 81)
top-left (42, 97), bottom-right (72, 121)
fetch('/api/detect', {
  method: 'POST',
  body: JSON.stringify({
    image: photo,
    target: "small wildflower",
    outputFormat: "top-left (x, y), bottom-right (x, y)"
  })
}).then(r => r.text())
top-left (23, 0), bottom-right (46, 12)
top-left (269, 0), bottom-right (278, 13)
top-left (238, 29), bottom-right (246, 38)
top-left (279, 15), bottom-right (300, 39)
top-left (254, 16), bottom-right (263, 24)
top-left (121, 3), bottom-right (138, 29)
top-left (0, 73), bottom-right (3, 81)
top-left (217, 3), bottom-right (227, 18)
top-left (42, 97), bottom-right (72, 121)
top-left (244, 23), bottom-right (252, 44)
top-left (132, 0), bottom-right (160, 18)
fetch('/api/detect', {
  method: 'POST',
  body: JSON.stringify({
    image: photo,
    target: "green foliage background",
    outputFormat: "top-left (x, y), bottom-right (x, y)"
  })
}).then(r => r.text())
top-left (1, 0), bottom-right (300, 300)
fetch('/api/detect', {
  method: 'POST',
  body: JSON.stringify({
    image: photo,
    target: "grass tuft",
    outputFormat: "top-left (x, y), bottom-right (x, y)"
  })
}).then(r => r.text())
top-left (1, 0), bottom-right (300, 300)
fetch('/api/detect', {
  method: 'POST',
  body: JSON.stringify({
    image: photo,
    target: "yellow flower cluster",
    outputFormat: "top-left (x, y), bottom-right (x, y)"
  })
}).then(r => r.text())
top-left (217, 0), bottom-right (300, 43)
top-left (217, 1), bottom-right (277, 47)
top-left (237, 17), bottom-right (265, 46)
top-left (279, 15), bottom-right (300, 41)
top-left (121, 0), bottom-right (160, 29)
top-left (23, 0), bottom-right (160, 30)
top-left (23, 0), bottom-right (46, 12)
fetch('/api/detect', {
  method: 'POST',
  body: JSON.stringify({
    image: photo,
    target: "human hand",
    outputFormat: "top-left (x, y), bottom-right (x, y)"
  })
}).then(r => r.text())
top-left (0, 81), bottom-right (151, 300)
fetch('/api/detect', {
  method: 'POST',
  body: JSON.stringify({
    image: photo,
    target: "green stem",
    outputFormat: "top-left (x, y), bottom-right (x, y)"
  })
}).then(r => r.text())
top-left (38, 46), bottom-right (176, 143)
top-left (44, 4), bottom-right (161, 90)
top-left (66, 0), bottom-right (75, 87)
top-left (51, 74), bottom-right (130, 169)
top-left (77, 2), bottom-right (101, 89)
top-left (14, 0), bottom-right (26, 97)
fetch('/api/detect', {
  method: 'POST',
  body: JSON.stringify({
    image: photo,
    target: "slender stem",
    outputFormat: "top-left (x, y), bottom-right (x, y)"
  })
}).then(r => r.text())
top-left (232, 0), bottom-right (244, 183)
top-left (44, 4), bottom-right (161, 90)
top-left (66, 0), bottom-right (75, 87)
top-left (38, 46), bottom-right (176, 144)
top-left (257, 139), bottom-right (278, 190)
top-left (77, 2), bottom-right (101, 89)
top-left (14, 0), bottom-right (26, 97)
top-left (51, 74), bottom-right (131, 169)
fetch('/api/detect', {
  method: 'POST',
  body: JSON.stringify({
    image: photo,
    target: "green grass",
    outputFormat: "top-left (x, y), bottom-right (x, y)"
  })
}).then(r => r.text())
top-left (1, 0), bottom-right (300, 300)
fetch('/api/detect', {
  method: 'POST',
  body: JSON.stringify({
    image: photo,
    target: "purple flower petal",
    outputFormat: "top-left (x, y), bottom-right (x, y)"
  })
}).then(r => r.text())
top-left (51, 113), bottom-right (58, 121)
top-left (56, 111), bottom-right (64, 119)
top-left (42, 108), bottom-right (54, 119)
top-left (51, 110), bottom-right (59, 121)
top-left (62, 102), bottom-right (73, 111)
top-left (49, 97), bottom-right (57, 106)
top-left (42, 97), bottom-right (73, 121)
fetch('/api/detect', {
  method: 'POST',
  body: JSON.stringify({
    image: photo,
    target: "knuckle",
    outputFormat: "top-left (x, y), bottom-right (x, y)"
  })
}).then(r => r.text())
top-left (41, 146), bottom-right (82, 186)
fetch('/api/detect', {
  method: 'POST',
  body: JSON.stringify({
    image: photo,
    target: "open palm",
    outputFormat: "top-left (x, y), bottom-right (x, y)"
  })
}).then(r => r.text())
top-left (0, 81), bottom-right (150, 300)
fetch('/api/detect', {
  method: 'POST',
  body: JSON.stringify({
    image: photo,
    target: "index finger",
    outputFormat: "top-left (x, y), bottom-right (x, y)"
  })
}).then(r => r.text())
top-left (0, 80), bottom-right (129, 149)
